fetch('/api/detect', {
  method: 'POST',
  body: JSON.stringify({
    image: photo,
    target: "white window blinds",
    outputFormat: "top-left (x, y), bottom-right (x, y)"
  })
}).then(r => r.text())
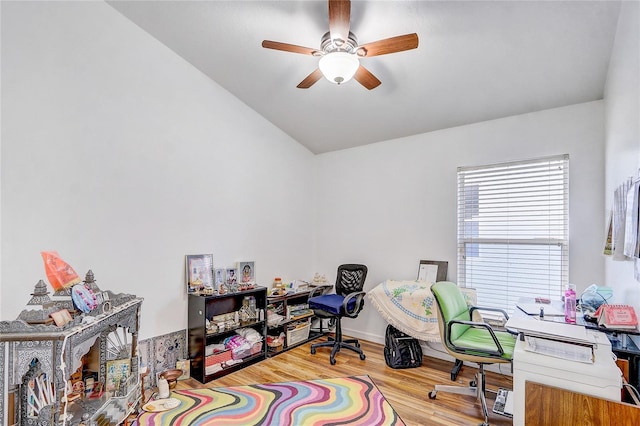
top-left (457, 155), bottom-right (569, 311)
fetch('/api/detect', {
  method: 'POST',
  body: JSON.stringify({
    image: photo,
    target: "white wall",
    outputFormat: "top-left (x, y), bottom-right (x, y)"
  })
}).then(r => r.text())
top-left (604, 2), bottom-right (640, 315)
top-left (0, 1), bottom-right (315, 339)
top-left (315, 101), bottom-right (605, 344)
top-left (1, 1), bottom-right (631, 354)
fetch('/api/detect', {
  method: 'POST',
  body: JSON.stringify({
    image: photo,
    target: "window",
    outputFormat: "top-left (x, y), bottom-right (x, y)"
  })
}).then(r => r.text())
top-left (457, 155), bottom-right (569, 312)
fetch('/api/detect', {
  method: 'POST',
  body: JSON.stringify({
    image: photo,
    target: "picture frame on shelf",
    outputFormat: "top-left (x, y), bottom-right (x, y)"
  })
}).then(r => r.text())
top-left (176, 359), bottom-right (190, 380)
top-left (237, 261), bottom-right (255, 284)
top-left (226, 267), bottom-right (238, 290)
top-left (214, 268), bottom-right (226, 289)
top-left (185, 254), bottom-right (214, 293)
top-left (105, 358), bottom-right (131, 394)
top-left (417, 260), bottom-right (448, 283)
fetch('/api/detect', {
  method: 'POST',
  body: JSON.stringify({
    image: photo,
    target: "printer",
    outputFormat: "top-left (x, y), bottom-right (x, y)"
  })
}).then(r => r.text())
top-left (507, 317), bottom-right (622, 426)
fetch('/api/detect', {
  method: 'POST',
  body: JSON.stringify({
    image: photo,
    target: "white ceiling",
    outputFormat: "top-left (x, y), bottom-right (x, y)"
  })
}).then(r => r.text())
top-left (107, 0), bottom-right (622, 154)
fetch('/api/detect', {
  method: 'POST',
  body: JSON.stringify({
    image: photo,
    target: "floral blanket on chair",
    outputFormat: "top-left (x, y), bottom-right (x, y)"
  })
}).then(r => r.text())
top-left (367, 280), bottom-right (476, 342)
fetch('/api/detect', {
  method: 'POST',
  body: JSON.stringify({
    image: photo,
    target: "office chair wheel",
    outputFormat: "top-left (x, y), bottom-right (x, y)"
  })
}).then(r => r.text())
top-left (470, 380), bottom-right (477, 387)
top-left (330, 357), bottom-right (336, 365)
top-left (359, 353), bottom-right (366, 360)
top-left (311, 347), bottom-right (316, 355)
top-left (428, 391), bottom-right (437, 400)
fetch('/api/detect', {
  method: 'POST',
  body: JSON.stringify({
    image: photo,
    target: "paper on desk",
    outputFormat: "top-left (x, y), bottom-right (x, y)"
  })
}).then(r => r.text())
top-left (524, 335), bottom-right (594, 363)
top-left (506, 316), bottom-right (593, 346)
top-left (516, 302), bottom-right (565, 316)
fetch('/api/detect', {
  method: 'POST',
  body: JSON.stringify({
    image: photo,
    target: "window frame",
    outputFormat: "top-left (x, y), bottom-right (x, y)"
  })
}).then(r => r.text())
top-left (456, 154), bottom-right (569, 312)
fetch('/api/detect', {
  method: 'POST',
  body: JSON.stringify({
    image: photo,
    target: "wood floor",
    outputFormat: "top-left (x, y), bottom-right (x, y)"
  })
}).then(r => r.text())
top-left (174, 337), bottom-right (513, 426)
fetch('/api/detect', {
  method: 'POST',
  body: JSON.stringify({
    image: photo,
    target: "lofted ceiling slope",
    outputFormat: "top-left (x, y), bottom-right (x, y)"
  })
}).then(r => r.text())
top-left (107, 1), bottom-right (622, 154)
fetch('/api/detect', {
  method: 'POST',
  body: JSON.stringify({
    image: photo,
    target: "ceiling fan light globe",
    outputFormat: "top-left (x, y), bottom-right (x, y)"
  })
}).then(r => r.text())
top-left (319, 52), bottom-right (359, 85)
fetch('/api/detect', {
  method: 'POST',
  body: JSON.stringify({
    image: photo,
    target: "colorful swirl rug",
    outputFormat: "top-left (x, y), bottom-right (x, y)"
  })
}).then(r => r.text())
top-left (133, 375), bottom-right (405, 425)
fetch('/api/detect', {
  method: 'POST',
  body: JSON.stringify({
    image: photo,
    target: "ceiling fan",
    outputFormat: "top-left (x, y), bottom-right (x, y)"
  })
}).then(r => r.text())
top-left (262, 0), bottom-right (419, 90)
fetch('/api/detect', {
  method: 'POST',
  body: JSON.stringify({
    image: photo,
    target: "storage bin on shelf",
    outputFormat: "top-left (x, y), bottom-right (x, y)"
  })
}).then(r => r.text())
top-left (267, 332), bottom-right (285, 353)
top-left (232, 341), bottom-right (263, 360)
top-left (286, 319), bottom-right (310, 347)
top-left (205, 350), bottom-right (232, 367)
top-left (250, 341), bottom-right (263, 355)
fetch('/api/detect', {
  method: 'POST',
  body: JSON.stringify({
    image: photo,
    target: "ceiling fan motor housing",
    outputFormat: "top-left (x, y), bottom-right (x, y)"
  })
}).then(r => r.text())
top-left (320, 31), bottom-right (358, 54)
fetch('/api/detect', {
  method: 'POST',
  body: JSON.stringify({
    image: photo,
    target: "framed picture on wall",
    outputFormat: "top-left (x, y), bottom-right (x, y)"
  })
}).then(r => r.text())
top-left (185, 254), bottom-right (214, 293)
top-left (417, 260), bottom-right (448, 283)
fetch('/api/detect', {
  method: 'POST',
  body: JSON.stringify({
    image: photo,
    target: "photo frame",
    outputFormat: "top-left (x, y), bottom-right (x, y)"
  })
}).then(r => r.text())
top-left (214, 268), bottom-right (226, 288)
top-left (185, 254), bottom-right (214, 293)
top-left (417, 260), bottom-right (448, 283)
top-left (226, 267), bottom-right (238, 288)
top-left (237, 261), bottom-right (255, 284)
top-left (105, 358), bottom-right (131, 394)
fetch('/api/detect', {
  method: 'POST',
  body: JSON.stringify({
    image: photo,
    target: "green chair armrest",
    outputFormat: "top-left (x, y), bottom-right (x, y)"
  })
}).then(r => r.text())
top-left (469, 305), bottom-right (510, 320)
top-left (447, 319), bottom-right (506, 357)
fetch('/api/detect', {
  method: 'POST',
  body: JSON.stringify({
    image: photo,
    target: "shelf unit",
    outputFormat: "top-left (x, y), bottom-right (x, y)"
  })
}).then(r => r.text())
top-left (188, 287), bottom-right (267, 384)
top-left (266, 290), bottom-right (325, 356)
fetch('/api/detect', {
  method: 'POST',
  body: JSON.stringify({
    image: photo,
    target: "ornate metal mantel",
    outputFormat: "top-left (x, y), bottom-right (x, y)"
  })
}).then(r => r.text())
top-left (0, 274), bottom-right (143, 426)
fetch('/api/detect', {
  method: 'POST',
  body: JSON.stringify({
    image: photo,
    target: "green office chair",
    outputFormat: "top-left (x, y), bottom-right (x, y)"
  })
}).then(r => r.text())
top-left (428, 281), bottom-right (515, 426)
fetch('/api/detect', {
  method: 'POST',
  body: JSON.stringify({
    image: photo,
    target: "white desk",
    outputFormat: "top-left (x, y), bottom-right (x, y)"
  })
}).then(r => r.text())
top-left (511, 327), bottom-right (622, 426)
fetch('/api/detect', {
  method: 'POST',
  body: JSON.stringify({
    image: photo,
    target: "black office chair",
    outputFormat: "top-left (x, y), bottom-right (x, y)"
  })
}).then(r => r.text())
top-left (308, 264), bottom-right (368, 365)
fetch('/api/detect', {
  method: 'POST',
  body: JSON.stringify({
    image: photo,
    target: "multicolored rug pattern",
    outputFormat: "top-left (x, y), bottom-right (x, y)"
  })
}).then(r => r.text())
top-left (134, 375), bottom-right (404, 425)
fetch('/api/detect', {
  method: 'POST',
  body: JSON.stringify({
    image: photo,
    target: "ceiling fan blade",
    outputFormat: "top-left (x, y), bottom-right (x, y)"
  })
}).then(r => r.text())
top-left (328, 0), bottom-right (350, 43)
top-left (353, 65), bottom-right (381, 90)
top-left (357, 33), bottom-right (419, 57)
top-left (262, 40), bottom-right (320, 56)
top-left (297, 69), bottom-right (324, 89)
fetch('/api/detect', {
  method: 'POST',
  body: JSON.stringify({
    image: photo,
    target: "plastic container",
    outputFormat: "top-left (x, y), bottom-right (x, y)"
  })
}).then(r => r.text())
top-left (205, 350), bottom-right (232, 367)
top-left (157, 377), bottom-right (170, 399)
top-left (248, 296), bottom-right (257, 319)
top-left (564, 284), bottom-right (577, 324)
top-left (232, 341), bottom-right (263, 360)
top-left (286, 320), bottom-right (311, 347)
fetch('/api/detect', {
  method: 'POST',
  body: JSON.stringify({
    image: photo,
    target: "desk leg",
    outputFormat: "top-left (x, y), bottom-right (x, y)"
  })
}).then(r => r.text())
top-left (451, 359), bottom-right (463, 381)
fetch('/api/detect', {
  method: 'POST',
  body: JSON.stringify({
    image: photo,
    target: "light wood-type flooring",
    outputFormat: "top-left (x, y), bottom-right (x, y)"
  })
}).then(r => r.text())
top-left (173, 337), bottom-right (513, 426)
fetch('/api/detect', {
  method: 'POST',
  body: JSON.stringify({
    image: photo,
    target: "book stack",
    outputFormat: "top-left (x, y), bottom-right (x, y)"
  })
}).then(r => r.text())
top-left (288, 303), bottom-right (313, 320)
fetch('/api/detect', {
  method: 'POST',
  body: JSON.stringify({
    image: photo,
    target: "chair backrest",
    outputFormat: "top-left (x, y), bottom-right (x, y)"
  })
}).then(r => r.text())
top-left (431, 281), bottom-right (471, 342)
top-left (335, 264), bottom-right (368, 297)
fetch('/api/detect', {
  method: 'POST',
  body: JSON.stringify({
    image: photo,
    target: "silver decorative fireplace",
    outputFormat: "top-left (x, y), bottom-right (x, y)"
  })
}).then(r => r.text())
top-left (0, 272), bottom-right (143, 425)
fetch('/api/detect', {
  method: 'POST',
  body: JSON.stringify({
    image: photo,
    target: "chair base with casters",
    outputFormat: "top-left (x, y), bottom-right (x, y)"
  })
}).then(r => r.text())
top-left (428, 363), bottom-right (495, 426)
top-left (310, 313), bottom-right (366, 365)
top-left (308, 264), bottom-right (368, 365)
top-left (428, 281), bottom-right (515, 426)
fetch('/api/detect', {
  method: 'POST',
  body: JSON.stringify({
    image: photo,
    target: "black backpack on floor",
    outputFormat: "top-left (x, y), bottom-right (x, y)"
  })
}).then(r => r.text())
top-left (383, 324), bottom-right (423, 369)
